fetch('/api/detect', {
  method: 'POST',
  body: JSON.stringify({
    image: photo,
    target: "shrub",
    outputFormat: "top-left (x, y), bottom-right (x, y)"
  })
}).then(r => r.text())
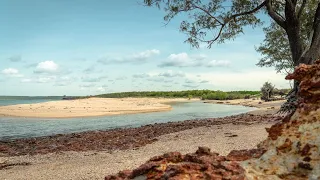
top-left (261, 82), bottom-right (275, 101)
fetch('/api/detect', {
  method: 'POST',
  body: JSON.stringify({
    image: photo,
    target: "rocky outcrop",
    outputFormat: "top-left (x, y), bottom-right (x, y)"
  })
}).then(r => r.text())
top-left (105, 147), bottom-right (249, 180)
top-left (242, 60), bottom-right (320, 179)
top-left (105, 61), bottom-right (320, 180)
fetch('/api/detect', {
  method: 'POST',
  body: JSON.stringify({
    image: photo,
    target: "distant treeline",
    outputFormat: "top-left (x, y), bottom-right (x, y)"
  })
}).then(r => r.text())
top-left (95, 90), bottom-right (263, 100)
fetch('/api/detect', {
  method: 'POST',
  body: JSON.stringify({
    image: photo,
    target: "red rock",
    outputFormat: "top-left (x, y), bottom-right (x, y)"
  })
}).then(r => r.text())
top-left (226, 149), bottom-right (266, 161)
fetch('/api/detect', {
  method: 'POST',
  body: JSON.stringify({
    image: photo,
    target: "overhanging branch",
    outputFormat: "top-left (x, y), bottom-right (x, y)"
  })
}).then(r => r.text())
top-left (190, 1), bottom-right (267, 47)
top-left (266, 0), bottom-right (286, 28)
top-left (227, 1), bottom-right (267, 22)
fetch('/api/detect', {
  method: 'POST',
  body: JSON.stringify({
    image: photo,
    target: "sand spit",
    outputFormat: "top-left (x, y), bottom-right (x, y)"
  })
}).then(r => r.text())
top-left (0, 98), bottom-right (193, 118)
top-left (205, 99), bottom-right (285, 115)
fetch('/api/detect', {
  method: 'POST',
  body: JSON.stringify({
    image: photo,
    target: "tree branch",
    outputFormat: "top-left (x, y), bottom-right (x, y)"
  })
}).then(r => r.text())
top-left (227, 1), bottom-right (267, 21)
top-left (266, 0), bottom-right (286, 28)
top-left (190, 3), bottom-right (223, 25)
top-left (297, 0), bottom-right (307, 19)
top-left (191, 1), bottom-right (267, 47)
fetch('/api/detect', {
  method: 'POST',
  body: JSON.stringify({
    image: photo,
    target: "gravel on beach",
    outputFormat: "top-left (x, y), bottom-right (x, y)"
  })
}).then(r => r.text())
top-left (0, 114), bottom-right (281, 156)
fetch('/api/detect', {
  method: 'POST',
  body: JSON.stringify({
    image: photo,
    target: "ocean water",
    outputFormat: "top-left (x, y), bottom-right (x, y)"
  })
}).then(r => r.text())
top-left (0, 96), bottom-right (63, 106)
top-left (0, 100), bottom-right (256, 140)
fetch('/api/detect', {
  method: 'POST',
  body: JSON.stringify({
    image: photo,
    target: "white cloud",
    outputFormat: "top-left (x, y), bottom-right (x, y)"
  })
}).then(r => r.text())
top-left (2, 68), bottom-right (19, 75)
top-left (185, 70), bottom-right (290, 90)
top-left (81, 75), bottom-right (108, 82)
top-left (133, 70), bottom-right (186, 81)
top-left (158, 70), bottom-right (185, 78)
top-left (159, 53), bottom-right (202, 67)
top-left (169, 53), bottom-right (189, 61)
top-left (147, 77), bottom-right (165, 82)
top-left (97, 87), bottom-right (106, 92)
top-left (132, 49), bottom-right (160, 60)
top-left (2, 68), bottom-right (23, 77)
top-left (20, 76), bottom-right (71, 84)
top-left (81, 76), bottom-right (101, 82)
top-left (207, 60), bottom-right (231, 67)
top-left (159, 53), bottom-right (229, 68)
top-left (79, 84), bottom-right (96, 88)
top-left (98, 49), bottom-right (160, 64)
top-left (37, 76), bottom-right (56, 83)
top-left (34, 61), bottom-right (59, 73)
top-left (132, 73), bottom-right (151, 78)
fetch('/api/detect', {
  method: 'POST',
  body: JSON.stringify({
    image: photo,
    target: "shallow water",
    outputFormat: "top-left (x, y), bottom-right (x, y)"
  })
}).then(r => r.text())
top-left (0, 96), bottom-right (63, 106)
top-left (0, 101), bottom-right (256, 140)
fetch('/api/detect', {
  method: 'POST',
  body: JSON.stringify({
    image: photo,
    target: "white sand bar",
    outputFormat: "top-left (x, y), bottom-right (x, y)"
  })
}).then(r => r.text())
top-left (0, 98), bottom-right (192, 118)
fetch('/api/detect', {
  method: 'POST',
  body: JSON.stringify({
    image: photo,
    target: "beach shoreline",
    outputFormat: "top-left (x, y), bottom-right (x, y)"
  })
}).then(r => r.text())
top-left (0, 113), bottom-right (281, 180)
top-left (0, 97), bottom-right (285, 118)
top-left (204, 99), bottom-right (286, 115)
top-left (0, 98), bottom-right (283, 179)
top-left (0, 97), bottom-right (197, 118)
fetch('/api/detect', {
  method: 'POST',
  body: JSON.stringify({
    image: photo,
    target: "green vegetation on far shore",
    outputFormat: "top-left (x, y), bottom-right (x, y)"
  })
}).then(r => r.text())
top-left (95, 90), bottom-right (262, 100)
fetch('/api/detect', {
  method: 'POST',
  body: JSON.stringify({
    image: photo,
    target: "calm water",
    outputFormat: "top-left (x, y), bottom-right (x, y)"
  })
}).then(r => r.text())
top-left (0, 99), bottom-right (256, 140)
top-left (0, 96), bottom-right (63, 106)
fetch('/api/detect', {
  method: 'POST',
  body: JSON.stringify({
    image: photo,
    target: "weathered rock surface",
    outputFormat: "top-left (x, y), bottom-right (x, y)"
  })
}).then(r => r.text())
top-left (105, 147), bottom-right (249, 180)
top-left (105, 61), bottom-right (320, 180)
top-left (242, 60), bottom-right (320, 180)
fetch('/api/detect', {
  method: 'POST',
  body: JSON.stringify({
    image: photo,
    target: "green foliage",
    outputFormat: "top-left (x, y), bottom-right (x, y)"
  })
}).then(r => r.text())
top-left (95, 90), bottom-right (260, 100)
top-left (256, 1), bottom-right (318, 74)
top-left (143, 0), bottom-right (264, 48)
top-left (256, 22), bottom-right (294, 74)
top-left (260, 82), bottom-right (275, 101)
top-left (144, 0), bottom-right (320, 73)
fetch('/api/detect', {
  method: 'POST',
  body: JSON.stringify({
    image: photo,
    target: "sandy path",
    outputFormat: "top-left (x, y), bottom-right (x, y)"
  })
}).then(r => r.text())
top-left (0, 98), bottom-right (192, 118)
top-left (0, 123), bottom-right (271, 180)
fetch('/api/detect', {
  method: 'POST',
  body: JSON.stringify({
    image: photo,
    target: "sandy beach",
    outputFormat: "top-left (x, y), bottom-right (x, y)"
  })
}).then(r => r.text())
top-left (0, 97), bottom-right (285, 118)
top-left (0, 120), bottom-right (275, 180)
top-left (0, 97), bottom-right (193, 118)
top-left (204, 99), bottom-right (285, 115)
top-left (0, 98), bottom-right (283, 179)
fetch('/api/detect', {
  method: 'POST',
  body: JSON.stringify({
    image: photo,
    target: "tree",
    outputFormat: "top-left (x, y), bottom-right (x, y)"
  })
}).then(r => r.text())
top-left (260, 82), bottom-right (275, 101)
top-left (256, 22), bottom-right (294, 74)
top-left (144, 0), bottom-right (320, 66)
top-left (143, 0), bottom-right (320, 112)
top-left (256, 1), bottom-right (319, 74)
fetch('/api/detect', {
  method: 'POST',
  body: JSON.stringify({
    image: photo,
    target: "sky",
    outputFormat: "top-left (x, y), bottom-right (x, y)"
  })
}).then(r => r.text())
top-left (0, 0), bottom-right (291, 96)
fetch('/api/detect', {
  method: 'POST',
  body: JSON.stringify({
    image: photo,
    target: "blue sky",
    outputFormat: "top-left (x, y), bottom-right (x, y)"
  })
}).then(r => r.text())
top-left (0, 0), bottom-right (290, 96)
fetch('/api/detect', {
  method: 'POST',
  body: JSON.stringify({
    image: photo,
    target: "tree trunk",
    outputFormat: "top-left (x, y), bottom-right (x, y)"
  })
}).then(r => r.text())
top-left (287, 3), bottom-right (320, 108)
top-left (299, 3), bottom-right (320, 65)
top-left (285, 25), bottom-right (304, 66)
